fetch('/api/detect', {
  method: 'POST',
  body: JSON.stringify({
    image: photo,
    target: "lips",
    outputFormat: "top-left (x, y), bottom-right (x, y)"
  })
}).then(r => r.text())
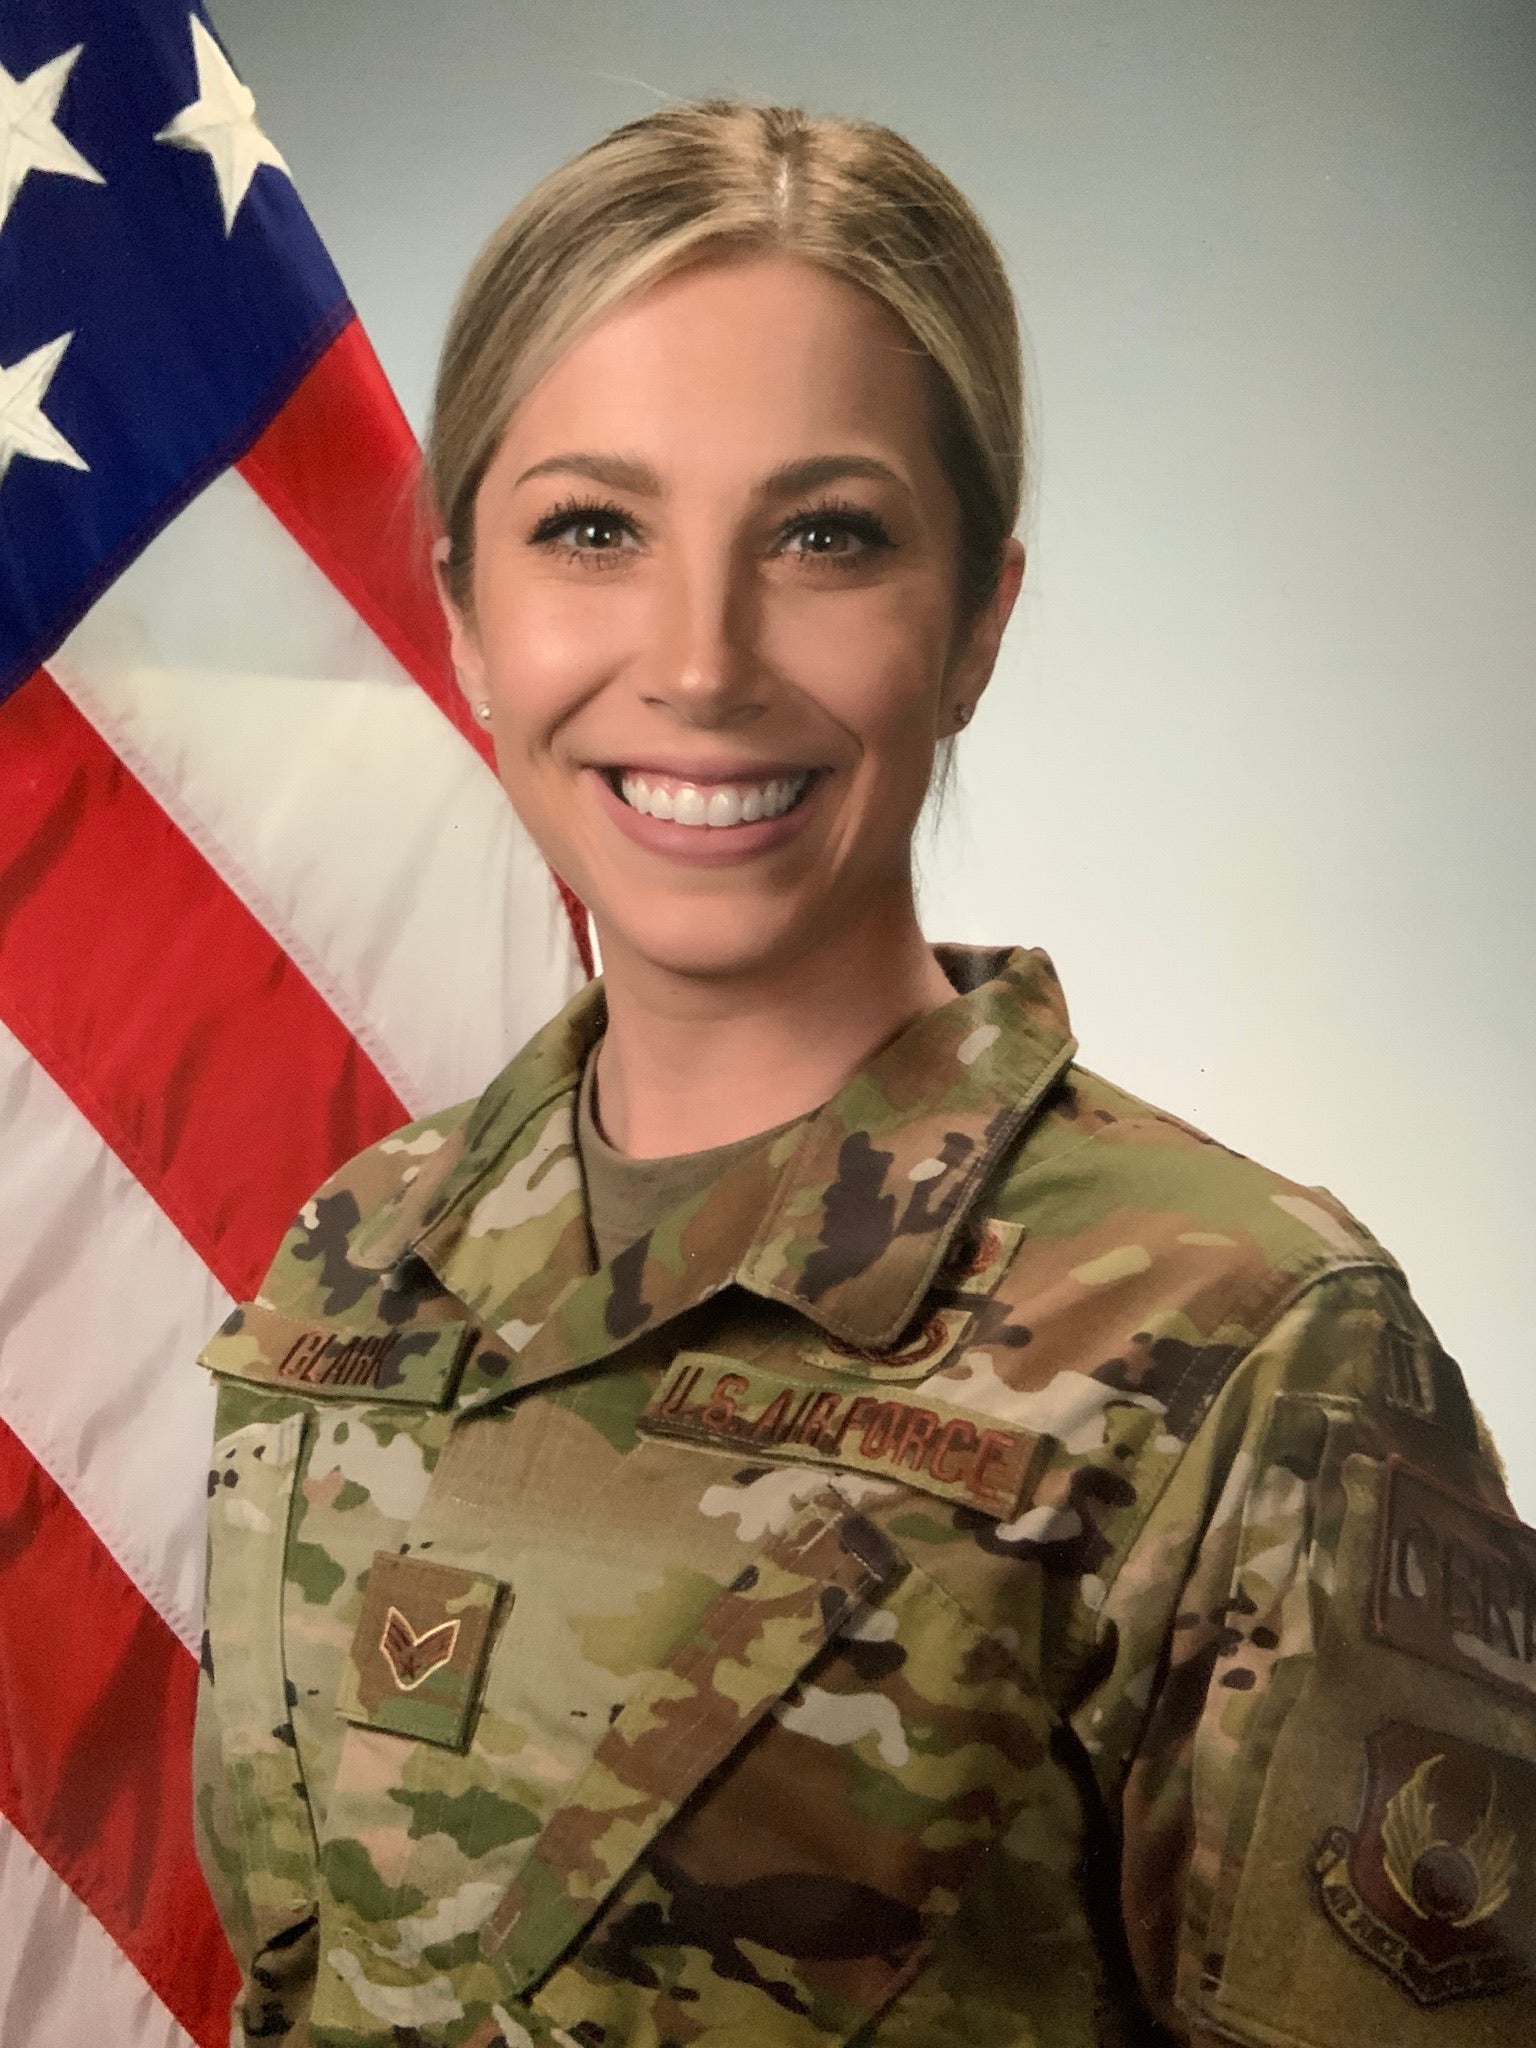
top-left (615, 770), bottom-right (812, 828)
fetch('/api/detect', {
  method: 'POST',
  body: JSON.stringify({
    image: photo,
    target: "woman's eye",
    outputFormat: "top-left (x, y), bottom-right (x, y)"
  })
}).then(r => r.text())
top-left (529, 501), bottom-right (639, 559)
top-left (793, 521), bottom-right (856, 556)
top-left (566, 516), bottom-right (629, 551)
top-left (780, 505), bottom-right (894, 563)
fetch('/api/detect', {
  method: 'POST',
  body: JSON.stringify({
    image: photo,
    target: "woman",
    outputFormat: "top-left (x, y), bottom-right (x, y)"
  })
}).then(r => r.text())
top-left (194, 101), bottom-right (1533, 2047)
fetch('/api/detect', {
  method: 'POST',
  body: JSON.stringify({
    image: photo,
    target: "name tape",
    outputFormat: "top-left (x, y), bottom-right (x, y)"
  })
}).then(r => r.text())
top-left (200, 1304), bottom-right (473, 1407)
top-left (639, 1352), bottom-right (1046, 1519)
top-left (1372, 1456), bottom-right (1536, 1705)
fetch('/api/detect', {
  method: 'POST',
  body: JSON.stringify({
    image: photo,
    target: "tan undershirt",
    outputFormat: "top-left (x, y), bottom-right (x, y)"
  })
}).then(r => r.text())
top-left (576, 1047), bottom-right (806, 1267)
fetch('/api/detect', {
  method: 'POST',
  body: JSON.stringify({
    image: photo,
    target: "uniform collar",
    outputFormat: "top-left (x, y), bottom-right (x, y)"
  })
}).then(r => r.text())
top-left (360, 945), bottom-right (1075, 1394)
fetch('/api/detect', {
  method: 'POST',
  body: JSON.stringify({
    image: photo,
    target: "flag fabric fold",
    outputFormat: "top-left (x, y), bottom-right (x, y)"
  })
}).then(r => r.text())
top-left (0, 5), bottom-right (587, 2039)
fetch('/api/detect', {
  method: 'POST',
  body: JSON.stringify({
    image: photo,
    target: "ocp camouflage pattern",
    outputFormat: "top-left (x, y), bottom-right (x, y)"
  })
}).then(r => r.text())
top-left (194, 945), bottom-right (1536, 2046)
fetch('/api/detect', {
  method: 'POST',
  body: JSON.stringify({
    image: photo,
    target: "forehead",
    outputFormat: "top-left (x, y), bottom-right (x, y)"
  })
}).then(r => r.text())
top-left (499, 255), bottom-right (940, 475)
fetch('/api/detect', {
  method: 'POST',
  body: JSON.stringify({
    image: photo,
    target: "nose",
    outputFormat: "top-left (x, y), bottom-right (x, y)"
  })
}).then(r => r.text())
top-left (640, 532), bottom-right (766, 729)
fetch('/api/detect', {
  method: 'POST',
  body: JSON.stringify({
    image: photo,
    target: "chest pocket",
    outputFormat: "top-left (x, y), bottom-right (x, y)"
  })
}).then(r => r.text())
top-left (316, 1422), bottom-right (1056, 2048)
top-left (484, 1493), bottom-right (904, 1963)
top-left (520, 1538), bottom-right (1053, 2048)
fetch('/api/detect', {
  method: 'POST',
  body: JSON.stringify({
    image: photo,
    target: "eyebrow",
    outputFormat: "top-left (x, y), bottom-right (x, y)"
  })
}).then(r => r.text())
top-left (511, 450), bottom-right (908, 498)
top-left (513, 451), bottom-right (661, 493)
top-left (761, 454), bottom-right (908, 498)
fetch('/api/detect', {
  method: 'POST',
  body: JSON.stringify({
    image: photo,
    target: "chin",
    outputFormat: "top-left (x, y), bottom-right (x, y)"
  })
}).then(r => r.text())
top-left (600, 893), bottom-right (819, 984)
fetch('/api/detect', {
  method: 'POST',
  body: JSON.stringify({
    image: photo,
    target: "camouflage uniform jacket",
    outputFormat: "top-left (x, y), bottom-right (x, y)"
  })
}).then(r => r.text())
top-left (194, 944), bottom-right (1536, 2048)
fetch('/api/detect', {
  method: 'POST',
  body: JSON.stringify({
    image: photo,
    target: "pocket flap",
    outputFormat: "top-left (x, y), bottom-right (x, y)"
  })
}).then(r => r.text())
top-left (200, 1302), bottom-right (474, 1406)
top-left (480, 1489), bottom-right (906, 1980)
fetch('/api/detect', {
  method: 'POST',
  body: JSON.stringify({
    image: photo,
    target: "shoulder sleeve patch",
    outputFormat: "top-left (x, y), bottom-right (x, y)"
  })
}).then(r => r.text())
top-left (1372, 1457), bottom-right (1536, 1707)
top-left (1313, 1719), bottom-right (1536, 2006)
top-left (199, 1303), bottom-right (475, 1407)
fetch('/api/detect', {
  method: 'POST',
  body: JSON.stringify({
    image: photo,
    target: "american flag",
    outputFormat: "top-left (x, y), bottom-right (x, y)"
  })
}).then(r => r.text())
top-left (0, 4), bottom-right (587, 2040)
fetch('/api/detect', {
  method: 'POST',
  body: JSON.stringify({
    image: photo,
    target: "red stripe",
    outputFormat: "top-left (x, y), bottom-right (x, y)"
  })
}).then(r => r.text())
top-left (0, 671), bottom-right (409, 1303)
top-left (0, 1419), bottom-right (239, 2046)
top-left (235, 319), bottom-right (475, 757)
top-left (0, 669), bottom-right (415, 2034)
top-left (235, 319), bottom-right (594, 977)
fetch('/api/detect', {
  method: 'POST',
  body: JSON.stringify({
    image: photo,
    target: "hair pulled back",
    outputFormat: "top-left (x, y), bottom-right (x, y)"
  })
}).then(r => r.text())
top-left (427, 99), bottom-right (1025, 622)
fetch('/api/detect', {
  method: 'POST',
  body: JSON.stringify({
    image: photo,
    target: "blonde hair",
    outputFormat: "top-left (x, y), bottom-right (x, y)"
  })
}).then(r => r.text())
top-left (427, 100), bottom-right (1025, 621)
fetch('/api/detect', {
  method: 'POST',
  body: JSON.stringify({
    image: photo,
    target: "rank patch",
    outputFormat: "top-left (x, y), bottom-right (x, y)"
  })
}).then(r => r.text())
top-left (639, 1352), bottom-right (1047, 1519)
top-left (1372, 1457), bottom-right (1536, 1706)
top-left (339, 1551), bottom-right (504, 1750)
top-left (1311, 1720), bottom-right (1536, 2005)
top-left (380, 1606), bottom-right (460, 1691)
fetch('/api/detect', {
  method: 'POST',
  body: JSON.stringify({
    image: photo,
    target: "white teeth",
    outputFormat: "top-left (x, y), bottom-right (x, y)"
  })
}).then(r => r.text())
top-left (616, 771), bottom-right (811, 827)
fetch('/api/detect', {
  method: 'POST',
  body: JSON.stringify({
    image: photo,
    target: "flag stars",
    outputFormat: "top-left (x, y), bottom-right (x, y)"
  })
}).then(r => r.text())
top-left (155, 15), bottom-right (290, 234)
top-left (0, 333), bottom-right (88, 488)
top-left (0, 43), bottom-right (105, 234)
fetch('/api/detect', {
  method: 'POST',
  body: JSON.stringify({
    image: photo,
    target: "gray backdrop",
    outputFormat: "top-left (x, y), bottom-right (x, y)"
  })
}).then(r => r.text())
top-left (211, 0), bottom-right (1536, 1511)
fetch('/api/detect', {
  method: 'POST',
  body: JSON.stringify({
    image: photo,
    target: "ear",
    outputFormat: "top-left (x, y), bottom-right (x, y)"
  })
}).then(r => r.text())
top-left (942, 536), bottom-right (1026, 736)
top-left (431, 536), bottom-right (486, 704)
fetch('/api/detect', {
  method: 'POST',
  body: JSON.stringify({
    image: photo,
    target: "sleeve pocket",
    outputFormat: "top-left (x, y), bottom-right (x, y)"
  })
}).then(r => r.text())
top-left (1184, 1445), bottom-right (1536, 2048)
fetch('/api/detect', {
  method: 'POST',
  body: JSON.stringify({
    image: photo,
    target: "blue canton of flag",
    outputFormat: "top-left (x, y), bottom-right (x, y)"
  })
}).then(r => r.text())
top-left (0, 0), bottom-right (349, 702)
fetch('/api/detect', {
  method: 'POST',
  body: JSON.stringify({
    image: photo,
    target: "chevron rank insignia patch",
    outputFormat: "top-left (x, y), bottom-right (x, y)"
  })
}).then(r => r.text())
top-left (339, 1551), bottom-right (504, 1750)
top-left (381, 1605), bottom-right (460, 1691)
top-left (1311, 1720), bottom-right (1536, 2005)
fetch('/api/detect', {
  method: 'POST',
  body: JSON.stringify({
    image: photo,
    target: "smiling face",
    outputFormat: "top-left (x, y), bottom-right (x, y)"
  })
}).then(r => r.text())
top-left (444, 254), bottom-right (1022, 988)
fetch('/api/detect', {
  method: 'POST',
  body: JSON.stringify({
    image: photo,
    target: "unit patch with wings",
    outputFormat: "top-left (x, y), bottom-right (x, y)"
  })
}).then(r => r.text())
top-left (1311, 1720), bottom-right (1535, 2005)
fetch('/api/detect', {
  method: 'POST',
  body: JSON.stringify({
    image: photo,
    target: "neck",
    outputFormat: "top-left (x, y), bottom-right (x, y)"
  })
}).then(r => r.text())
top-left (591, 893), bottom-right (955, 1158)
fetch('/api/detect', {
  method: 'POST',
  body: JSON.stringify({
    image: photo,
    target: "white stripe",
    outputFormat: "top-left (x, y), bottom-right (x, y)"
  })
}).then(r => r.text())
top-left (0, 1022), bottom-right (224, 1652)
top-left (0, 1821), bottom-right (195, 2048)
top-left (50, 465), bottom-right (582, 1120)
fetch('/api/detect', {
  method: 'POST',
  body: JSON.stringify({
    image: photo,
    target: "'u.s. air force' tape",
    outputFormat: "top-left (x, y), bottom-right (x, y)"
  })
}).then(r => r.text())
top-left (199, 1303), bottom-right (476, 1407)
top-left (638, 1351), bottom-right (1049, 1519)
